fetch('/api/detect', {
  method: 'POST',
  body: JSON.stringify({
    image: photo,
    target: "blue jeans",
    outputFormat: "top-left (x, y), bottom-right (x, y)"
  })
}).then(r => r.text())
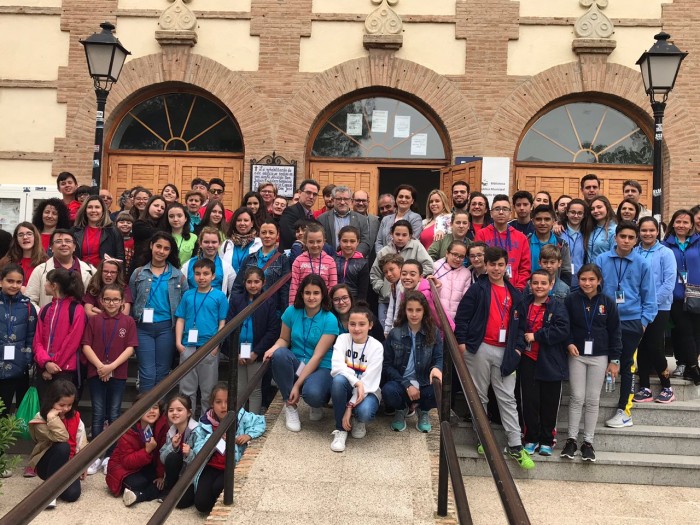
top-left (331, 375), bottom-right (379, 430)
top-left (381, 380), bottom-right (437, 411)
top-left (270, 347), bottom-right (332, 407)
top-left (88, 376), bottom-right (126, 440)
top-left (136, 320), bottom-right (175, 392)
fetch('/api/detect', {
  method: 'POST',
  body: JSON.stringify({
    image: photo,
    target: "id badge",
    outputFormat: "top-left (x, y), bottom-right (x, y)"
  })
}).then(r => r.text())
top-left (3, 345), bottom-right (14, 360)
top-left (584, 339), bottom-right (594, 355)
top-left (215, 438), bottom-right (226, 454)
top-left (498, 328), bottom-right (507, 343)
top-left (187, 329), bottom-right (199, 344)
top-left (240, 342), bottom-right (252, 359)
top-left (680, 271), bottom-right (688, 284)
top-left (296, 361), bottom-right (306, 376)
top-left (571, 264), bottom-right (575, 275)
top-left (524, 343), bottom-right (531, 353)
top-left (506, 264), bottom-right (513, 279)
top-left (615, 290), bottom-right (625, 304)
top-left (142, 308), bottom-right (154, 323)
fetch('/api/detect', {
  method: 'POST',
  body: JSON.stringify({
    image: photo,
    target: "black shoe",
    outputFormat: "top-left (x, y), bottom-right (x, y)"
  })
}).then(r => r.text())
top-left (560, 438), bottom-right (577, 459)
top-left (580, 442), bottom-right (596, 462)
top-left (684, 365), bottom-right (700, 386)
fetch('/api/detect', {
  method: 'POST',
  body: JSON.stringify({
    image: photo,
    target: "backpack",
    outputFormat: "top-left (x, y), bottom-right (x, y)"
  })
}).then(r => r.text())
top-left (39, 300), bottom-right (79, 325)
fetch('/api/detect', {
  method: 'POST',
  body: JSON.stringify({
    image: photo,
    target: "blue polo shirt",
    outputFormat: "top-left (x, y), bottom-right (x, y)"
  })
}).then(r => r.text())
top-left (281, 306), bottom-right (339, 369)
top-left (175, 287), bottom-right (229, 346)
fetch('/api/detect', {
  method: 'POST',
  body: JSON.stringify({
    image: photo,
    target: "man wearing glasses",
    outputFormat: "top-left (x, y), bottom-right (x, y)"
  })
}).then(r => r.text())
top-left (279, 179), bottom-right (321, 250)
top-left (26, 229), bottom-right (95, 308)
top-left (317, 186), bottom-right (371, 256)
top-left (352, 190), bottom-right (381, 259)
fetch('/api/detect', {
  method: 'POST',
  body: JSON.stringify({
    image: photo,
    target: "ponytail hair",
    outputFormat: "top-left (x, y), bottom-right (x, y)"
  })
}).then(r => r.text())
top-left (46, 267), bottom-right (84, 301)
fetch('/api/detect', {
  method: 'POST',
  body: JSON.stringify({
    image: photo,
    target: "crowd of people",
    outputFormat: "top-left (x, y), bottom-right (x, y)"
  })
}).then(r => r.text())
top-left (0, 170), bottom-right (699, 508)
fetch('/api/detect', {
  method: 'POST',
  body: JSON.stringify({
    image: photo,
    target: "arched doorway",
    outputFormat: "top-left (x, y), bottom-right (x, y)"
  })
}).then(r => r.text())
top-left (107, 90), bottom-right (244, 210)
top-left (515, 100), bottom-right (653, 208)
top-left (308, 94), bottom-right (450, 215)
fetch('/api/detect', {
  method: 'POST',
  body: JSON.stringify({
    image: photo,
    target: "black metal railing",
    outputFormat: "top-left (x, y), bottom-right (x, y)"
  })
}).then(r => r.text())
top-left (0, 274), bottom-right (290, 525)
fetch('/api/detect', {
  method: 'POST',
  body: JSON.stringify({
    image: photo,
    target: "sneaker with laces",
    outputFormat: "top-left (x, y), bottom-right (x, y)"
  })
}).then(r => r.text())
top-left (416, 409), bottom-right (432, 433)
top-left (655, 387), bottom-right (676, 404)
top-left (580, 442), bottom-right (596, 462)
top-left (672, 364), bottom-right (686, 377)
top-left (633, 388), bottom-right (653, 403)
top-left (538, 445), bottom-right (553, 456)
top-left (523, 442), bottom-right (538, 455)
top-left (101, 456), bottom-right (110, 474)
top-left (560, 438), bottom-right (577, 459)
top-left (46, 499), bottom-right (57, 509)
top-left (87, 457), bottom-right (103, 475)
top-left (330, 430), bottom-right (348, 452)
top-left (391, 409), bottom-right (407, 432)
top-left (350, 418), bottom-right (366, 439)
top-left (505, 446), bottom-right (535, 470)
top-left (605, 408), bottom-right (633, 428)
top-left (23, 465), bottom-right (36, 478)
top-left (309, 407), bottom-right (323, 421)
top-left (284, 405), bottom-right (301, 432)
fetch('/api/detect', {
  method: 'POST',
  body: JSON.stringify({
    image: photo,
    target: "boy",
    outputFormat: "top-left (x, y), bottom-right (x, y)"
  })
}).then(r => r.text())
top-left (175, 258), bottom-right (229, 415)
top-left (454, 247), bottom-right (534, 470)
top-left (508, 190), bottom-right (535, 236)
top-left (115, 211), bottom-right (135, 274)
top-left (537, 245), bottom-right (570, 299)
top-left (374, 253), bottom-right (403, 329)
top-left (57, 171), bottom-right (81, 221)
top-left (185, 190), bottom-right (204, 230)
top-left (528, 205), bottom-right (573, 285)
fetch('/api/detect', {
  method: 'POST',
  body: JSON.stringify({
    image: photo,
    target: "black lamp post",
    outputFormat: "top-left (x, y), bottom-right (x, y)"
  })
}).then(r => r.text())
top-left (636, 32), bottom-right (687, 220)
top-left (80, 22), bottom-right (130, 190)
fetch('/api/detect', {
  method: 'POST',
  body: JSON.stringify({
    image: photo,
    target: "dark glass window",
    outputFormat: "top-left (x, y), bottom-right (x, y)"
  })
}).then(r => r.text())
top-left (311, 97), bottom-right (446, 160)
top-left (111, 93), bottom-right (243, 153)
top-left (517, 102), bottom-right (652, 165)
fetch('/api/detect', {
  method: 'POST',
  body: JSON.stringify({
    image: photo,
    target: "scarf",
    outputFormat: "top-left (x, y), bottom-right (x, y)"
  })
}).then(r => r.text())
top-left (231, 230), bottom-right (256, 247)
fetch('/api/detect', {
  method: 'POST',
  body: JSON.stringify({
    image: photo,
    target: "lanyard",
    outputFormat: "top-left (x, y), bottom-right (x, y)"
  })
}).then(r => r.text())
top-left (5, 295), bottom-right (15, 338)
top-left (491, 287), bottom-right (510, 328)
top-left (614, 257), bottom-right (630, 290)
top-left (581, 295), bottom-right (601, 338)
top-left (567, 229), bottom-right (581, 254)
top-left (341, 259), bottom-right (349, 283)
top-left (308, 253), bottom-right (322, 276)
top-left (102, 316), bottom-right (120, 362)
top-left (301, 313), bottom-right (318, 360)
top-left (192, 289), bottom-right (212, 327)
top-left (493, 227), bottom-right (512, 251)
top-left (232, 243), bottom-right (250, 271)
top-left (351, 338), bottom-right (370, 377)
top-left (590, 227), bottom-right (605, 253)
top-left (434, 261), bottom-right (456, 280)
top-left (527, 302), bottom-right (546, 332)
top-left (146, 265), bottom-right (168, 307)
top-left (48, 299), bottom-right (65, 356)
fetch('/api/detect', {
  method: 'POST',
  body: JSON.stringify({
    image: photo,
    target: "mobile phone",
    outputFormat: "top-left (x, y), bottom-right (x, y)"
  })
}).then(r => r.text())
top-left (143, 425), bottom-right (153, 442)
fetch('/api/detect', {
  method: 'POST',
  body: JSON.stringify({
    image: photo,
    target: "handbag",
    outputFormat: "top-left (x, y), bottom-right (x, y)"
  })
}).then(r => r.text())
top-left (15, 386), bottom-right (40, 441)
top-left (684, 283), bottom-right (700, 314)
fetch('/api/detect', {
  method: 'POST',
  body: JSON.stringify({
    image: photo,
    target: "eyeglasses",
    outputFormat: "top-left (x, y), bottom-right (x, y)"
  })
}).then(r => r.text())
top-left (332, 296), bottom-right (351, 304)
top-left (334, 197), bottom-right (351, 202)
top-left (53, 239), bottom-right (74, 245)
top-left (353, 199), bottom-right (368, 204)
top-left (492, 207), bottom-right (511, 213)
top-left (469, 253), bottom-right (484, 259)
top-left (102, 270), bottom-right (118, 276)
top-left (101, 298), bottom-right (122, 304)
top-left (16, 232), bottom-right (34, 238)
top-left (302, 190), bottom-right (318, 198)
top-left (259, 190), bottom-right (275, 195)
top-left (448, 252), bottom-right (466, 259)
top-left (209, 188), bottom-right (224, 195)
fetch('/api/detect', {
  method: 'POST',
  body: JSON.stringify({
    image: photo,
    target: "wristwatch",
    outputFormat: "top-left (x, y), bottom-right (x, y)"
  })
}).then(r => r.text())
top-left (610, 359), bottom-right (620, 365)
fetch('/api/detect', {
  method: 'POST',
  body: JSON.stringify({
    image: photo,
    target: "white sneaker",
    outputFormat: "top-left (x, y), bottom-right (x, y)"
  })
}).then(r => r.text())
top-left (101, 457), bottom-right (110, 474)
top-left (351, 418), bottom-right (366, 439)
top-left (309, 407), bottom-right (323, 421)
top-left (285, 405), bottom-right (301, 432)
top-left (605, 408), bottom-right (633, 428)
top-left (1, 469), bottom-right (12, 478)
top-left (123, 488), bottom-right (138, 507)
top-left (330, 430), bottom-right (348, 452)
top-left (46, 499), bottom-right (57, 509)
top-left (87, 457), bottom-right (103, 475)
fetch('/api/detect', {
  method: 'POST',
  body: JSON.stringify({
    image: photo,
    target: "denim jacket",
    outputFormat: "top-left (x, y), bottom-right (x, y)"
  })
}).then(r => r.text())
top-left (383, 324), bottom-right (443, 389)
top-left (0, 292), bottom-right (37, 380)
top-left (230, 248), bottom-right (291, 314)
top-left (129, 263), bottom-right (188, 323)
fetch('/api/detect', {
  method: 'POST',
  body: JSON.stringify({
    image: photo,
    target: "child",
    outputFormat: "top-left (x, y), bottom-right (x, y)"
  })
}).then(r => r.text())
top-left (181, 227), bottom-right (236, 297)
top-left (227, 267), bottom-right (280, 414)
top-left (167, 202), bottom-right (197, 267)
top-left (430, 241), bottom-right (471, 321)
top-left (175, 258), bottom-right (229, 414)
top-left (159, 394), bottom-right (198, 508)
top-left (287, 219), bottom-right (309, 264)
top-left (81, 284), bottom-right (138, 475)
top-left (528, 205), bottom-right (573, 285)
top-left (83, 259), bottom-right (133, 317)
top-left (454, 247), bottom-right (533, 470)
top-left (185, 190), bottom-right (204, 231)
top-left (191, 384), bottom-right (266, 514)
top-left (115, 211), bottom-right (135, 276)
top-left (288, 223), bottom-right (337, 304)
top-left (33, 268), bottom-right (86, 400)
top-left (106, 399), bottom-right (165, 506)
top-left (382, 291), bottom-right (443, 433)
top-left (330, 304), bottom-right (384, 452)
top-left (562, 264), bottom-right (622, 462)
top-left (535, 244), bottom-right (570, 300)
top-left (29, 379), bottom-right (86, 506)
top-left (373, 253), bottom-right (403, 330)
top-left (335, 226), bottom-right (369, 301)
top-left (517, 270), bottom-right (570, 457)
top-left (467, 242), bottom-right (488, 284)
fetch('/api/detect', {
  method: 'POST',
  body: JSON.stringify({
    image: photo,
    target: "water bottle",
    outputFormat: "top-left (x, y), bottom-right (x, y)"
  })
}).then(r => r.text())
top-left (605, 372), bottom-right (614, 392)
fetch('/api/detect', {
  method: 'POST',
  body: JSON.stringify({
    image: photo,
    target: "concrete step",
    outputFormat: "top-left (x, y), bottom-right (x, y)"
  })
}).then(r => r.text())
top-left (558, 397), bottom-right (700, 427)
top-left (457, 445), bottom-right (700, 488)
top-left (560, 377), bottom-right (700, 402)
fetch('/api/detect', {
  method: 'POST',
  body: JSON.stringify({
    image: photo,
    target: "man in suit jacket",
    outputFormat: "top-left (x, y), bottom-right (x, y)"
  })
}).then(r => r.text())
top-left (352, 190), bottom-right (381, 259)
top-left (279, 179), bottom-right (320, 250)
top-left (317, 186), bottom-right (371, 256)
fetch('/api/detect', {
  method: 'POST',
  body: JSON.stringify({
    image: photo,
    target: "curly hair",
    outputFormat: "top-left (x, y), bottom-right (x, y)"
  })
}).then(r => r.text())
top-left (32, 198), bottom-right (71, 232)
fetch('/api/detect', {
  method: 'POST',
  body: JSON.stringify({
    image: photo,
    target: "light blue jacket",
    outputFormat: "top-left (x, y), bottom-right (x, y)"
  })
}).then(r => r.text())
top-left (560, 226), bottom-right (585, 285)
top-left (634, 241), bottom-right (676, 312)
top-left (586, 222), bottom-right (616, 264)
top-left (595, 247), bottom-right (658, 327)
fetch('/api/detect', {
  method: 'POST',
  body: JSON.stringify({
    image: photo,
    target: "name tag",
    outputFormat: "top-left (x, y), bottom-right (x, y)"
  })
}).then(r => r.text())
top-left (142, 308), bottom-right (154, 323)
top-left (571, 264), bottom-right (575, 275)
top-left (506, 264), bottom-right (512, 279)
top-left (680, 272), bottom-right (688, 284)
top-left (3, 345), bottom-right (15, 361)
top-left (615, 290), bottom-right (625, 304)
top-left (187, 329), bottom-right (199, 344)
top-left (498, 328), bottom-right (507, 343)
top-left (240, 342), bottom-right (252, 359)
top-left (584, 340), bottom-right (594, 355)
top-left (296, 361), bottom-right (306, 376)
top-left (216, 438), bottom-right (226, 454)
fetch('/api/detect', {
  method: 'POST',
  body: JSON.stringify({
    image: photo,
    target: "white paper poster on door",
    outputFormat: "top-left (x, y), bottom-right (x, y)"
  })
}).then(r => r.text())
top-left (480, 157), bottom-right (511, 205)
top-left (371, 110), bottom-right (388, 133)
top-left (394, 115), bottom-right (411, 138)
top-left (346, 114), bottom-right (363, 136)
top-left (410, 134), bottom-right (428, 156)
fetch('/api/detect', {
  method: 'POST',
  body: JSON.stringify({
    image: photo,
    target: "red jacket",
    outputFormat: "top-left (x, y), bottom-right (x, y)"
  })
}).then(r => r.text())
top-left (34, 298), bottom-right (86, 371)
top-left (475, 225), bottom-right (531, 291)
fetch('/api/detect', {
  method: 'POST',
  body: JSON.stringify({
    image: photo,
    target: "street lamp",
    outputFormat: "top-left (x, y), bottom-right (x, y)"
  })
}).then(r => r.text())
top-left (636, 32), bottom-right (687, 220)
top-left (80, 22), bottom-right (130, 190)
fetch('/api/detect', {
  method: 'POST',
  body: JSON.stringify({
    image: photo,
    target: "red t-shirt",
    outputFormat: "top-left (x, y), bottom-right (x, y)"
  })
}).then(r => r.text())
top-left (67, 200), bottom-right (81, 222)
top-left (81, 226), bottom-right (102, 267)
top-left (525, 303), bottom-right (546, 361)
top-left (19, 257), bottom-right (33, 285)
top-left (472, 222), bottom-right (485, 235)
top-left (41, 233), bottom-right (51, 253)
top-left (80, 312), bottom-right (138, 379)
top-left (484, 284), bottom-right (511, 347)
top-left (123, 237), bottom-right (134, 270)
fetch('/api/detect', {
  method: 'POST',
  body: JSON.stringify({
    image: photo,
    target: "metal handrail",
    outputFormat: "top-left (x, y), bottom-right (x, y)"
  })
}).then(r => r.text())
top-left (0, 273), bottom-right (290, 525)
top-left (429, 281), bottom-right (530, 525)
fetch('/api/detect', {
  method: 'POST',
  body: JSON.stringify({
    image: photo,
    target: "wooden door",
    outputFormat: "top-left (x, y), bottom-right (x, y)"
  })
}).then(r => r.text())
top-left (440, 160), bottom-right (482, 200)
top-left (176, 157), bottom-right (242, 211)
top-left (309, 162), bottom-right (379, 215)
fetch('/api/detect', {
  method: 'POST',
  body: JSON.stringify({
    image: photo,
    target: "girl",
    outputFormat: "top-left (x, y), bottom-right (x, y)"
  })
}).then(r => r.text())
top-left (195, 200), bottom-right (227, 241)
top-left (329, 304), bottom-right (384, 452)
top-left (554, 195), bottom-right (572, 222)
top-left (106, 399), bottom-right (165, 506)
top-left (81, 284), bottom-right (138, 474)
top-left (562, 264), bottom-right (622, 462)
top-left (585, 196), bottom-right (616, 264)
top-left (382, 291), bottom-right (443, 433)
top-left (132, 195), bottom-right (168, 272)
top-left (559, 199), bottom-right (588, 287)
top-left (430, 241), bottom-right (471, 321)
top-left (166, 202), bottom-right (197, 267)
top-left (533, 191), bottom-right (552, 208)
top-left (129, 187), bottom-right (152, 222)
top-left (72, 195), bottom-right (124, 267)
top-left (227, 267), bottom-right (280, 414)
top-left (0, 222), bottom-right (47, 285)
top-left (33, 268), bottom-right (86, 400)
top-left (616, 198), bottom-right (641, 224)
top-left (181, 227), bottom-right (236, 296)
top-left (191, 384), bottom-right (266, 514)
top-left (420, 189), bottom-right (452, 249)
top-left (32, 198), bottom-right (71, 254)
top-left (264, 275), bottom-right (339, 432)
top-left (335, 226), bottom-right (369, 300)
top-left (0, 264), bottom-right (37, 414)
top-left (129, 232), bottom-right (187, 392)
top-left (375, 185), bottom-right (423, 253)
top-left (29, 379), bottom-right (87, 505)
top-left (330, 284), bottom-right (384, 342)
top-left (466, 192), bottom-right (492, 239)
top-left (241, 191), bottom-right (270, 229)
top-left (467, 242), bottom-right (487, 284)
top-left (161, 183), bottom-right (180, 204)
top-left (634, 217), bottom-right (677, 402)
top-left (83, 259), bottom-right (132, 317)
top-left (159, 394), bottom-right (198, 508)
top-left (288, 223), bottom-right (337, 305)
top-left (115, 211), bottom-right (135, 276)
top-left (222, 207), bottom-right (262, 274)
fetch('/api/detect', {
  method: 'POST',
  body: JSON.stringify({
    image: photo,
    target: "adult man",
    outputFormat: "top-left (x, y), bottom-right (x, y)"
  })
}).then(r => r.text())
top-left (57, 172), bottom-right (81, 221)
top-left (475, 194), bottom-right (531, 291)
top-left (100, 189), bottom-right (118, 221)
top-left (199, 177), bottom-right (234, 222)
top-left (258, 181), bottom-right (277, 212)
top-left (25, 229), bottom-right (95, 308)
top-left (623, 179), bottom-right (652, 218)
top-left (279, 179), bottom-right (320, 249)
top-left (595, 221), bottom-right (657, 429)
top-left (527, 205), bottom-right (572, 285)
top-left (191, 177), bottom-right (209, 205)
top-left (353, 190), bottom-right (381, 255)
top-left (377, 193), bottom-right (396, 218)
top-left (428, 210), bottom-right (471, 261)
top-left (451, 180), bottom-right (470, 212)
top-left (580, 173), bottom-right (602, 205)
top-left (508, 190), bottom-right (535, 236)
top-left (317, 186), bottom-right (371, 256)
top-left (313, 184), bottom-right (336, 219)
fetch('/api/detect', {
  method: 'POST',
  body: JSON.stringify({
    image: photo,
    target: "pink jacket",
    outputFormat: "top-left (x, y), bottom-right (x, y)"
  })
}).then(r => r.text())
top-left (34, 297), bottom-right (86, 371)
top-left (289, 251), bottom-right (338, 304)
top-left (433, 258), bottom-right (471, 321)
top-left (385, 278), bottom-right (456, 333)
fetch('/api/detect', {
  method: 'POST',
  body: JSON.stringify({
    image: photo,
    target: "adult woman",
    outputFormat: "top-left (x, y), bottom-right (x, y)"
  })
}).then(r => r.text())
top-left (195, 200), bottom-right (227, 241)
top-left (129, 187), bottom-right (152, 222)
top-left (554, 195), bottom-right (572, 221)
top-left (584, 196), bottom-right (616, 264)
top-left (32, 198), bottom-right (71, 253)
top-left (559, 199), bottom-right (588, 286)
top-left (161, 184), bottom-right (180, 204)
top-left (616, 198), bottom-right (641, 224)
top-left (257, 182), bottom-right (277, 212)
top-left (271, 197), bottom-right (287, 223)
top-left (0, 222), bottom-right (47, 285)
top-left (131, 195), bottom-right (168, 273)
top-left (72, 195), bottom-right (124, 267)
top-left (264, 274), bottom-right (339, 432)
top-left (83, 259), bottom-right (132, 317)
top-left (375, 185), bottom-right (423, 253)
top-left (166, 202), bottom-right (197, 267)
top-left (129, 232), bottom-right (187, 392)
top-left (181, 227), bottom-right (235, 296)
top-left (330, 284), bottom-right (384, 341)
top-left (466, 191), bottom-right (492, 239)
top-left (691, 205), bottom-right (700, 232)
top-left (221, 207), bottom-right (262, 274)
top-left (420, 190), bottom-right (452, 249)
top-left (662, 209), bottom-right (700, 383)
top-left (240, 191), bottom-right (270, 230)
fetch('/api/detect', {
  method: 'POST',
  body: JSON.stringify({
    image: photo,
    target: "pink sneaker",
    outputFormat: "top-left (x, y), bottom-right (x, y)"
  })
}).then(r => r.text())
top-left (23, 465), bottom-right (36, 478)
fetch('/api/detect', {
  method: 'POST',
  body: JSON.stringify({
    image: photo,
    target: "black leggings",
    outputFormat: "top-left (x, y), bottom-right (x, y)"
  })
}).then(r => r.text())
top-left (36, 442), bottom-right (81, 502)
top-left (195, 465), bottom-right (225, 514)
top-left (0, 374), bottom-right (29, 415)
top-left (163, 451), bottom-right (195, 509)
top-left (638, 310), bottom-right (671, 388)
top-left (518, 357), bottom-right (562, 446)
top-left (670, 301), bottom-right (700, 367)
top-left (123, 463), bottom-right (161, 502)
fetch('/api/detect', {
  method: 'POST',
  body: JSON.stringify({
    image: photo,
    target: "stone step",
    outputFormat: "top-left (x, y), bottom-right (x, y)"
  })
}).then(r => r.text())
top-left (557, 397), bottom-right (700, 427)
top-left (560, 377), bottom-right (700, 402)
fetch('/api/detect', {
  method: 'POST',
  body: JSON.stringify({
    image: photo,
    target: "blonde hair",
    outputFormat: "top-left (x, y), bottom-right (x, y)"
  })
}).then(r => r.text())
top-left (425, 189), bottom-right (450, 221)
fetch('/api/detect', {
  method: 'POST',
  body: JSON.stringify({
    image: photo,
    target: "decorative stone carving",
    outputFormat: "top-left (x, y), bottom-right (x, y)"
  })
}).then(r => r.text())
top-left (364, 0), bottom-right (403, 50)
top-left (156, 0), bottom-right (198, 47)
top-left (574, 0), bottom-right (614, 39)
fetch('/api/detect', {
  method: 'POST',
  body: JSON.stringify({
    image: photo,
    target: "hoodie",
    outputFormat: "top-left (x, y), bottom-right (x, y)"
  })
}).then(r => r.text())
top-left (634, 241), bottom-right (677, 311)
top-left (475, 224), bottom-right (531, 291)
top-left (33, 297), bottom-right (86, 372)
top-left (663, 233), bottom-right (700, 302)
top-left (335, 251), bottom-right (369, 300)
